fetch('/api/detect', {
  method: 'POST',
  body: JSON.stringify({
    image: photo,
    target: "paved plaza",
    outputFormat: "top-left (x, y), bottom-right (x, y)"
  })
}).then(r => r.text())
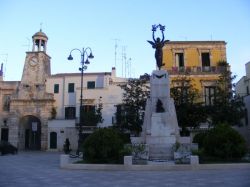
top-left (0, 152), bottom-right (250, 187)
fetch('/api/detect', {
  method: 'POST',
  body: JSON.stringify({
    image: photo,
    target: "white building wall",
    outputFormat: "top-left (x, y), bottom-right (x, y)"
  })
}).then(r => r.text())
top-left (236, 62), bottom-right (250, 97)
top-left (64, 76), bottom-right (78, 106)
top-left (246, 62), bottom-right (250, 78)
top-left (47, 119), bottom-right (78, 151)
top-left (46, 69), bottom-right (127, 151)
top-left (236, 78), bottom-right (247, 97)
top-left (235, 61), bottom-right (250, 148)
top-left (46, 77), bottom-right (65, 118)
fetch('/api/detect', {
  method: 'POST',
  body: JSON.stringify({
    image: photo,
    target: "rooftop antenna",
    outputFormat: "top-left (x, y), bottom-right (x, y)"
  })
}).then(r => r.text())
top-left (210, 34), bottom-right (213, 41)
top-left (121, 46), bottom-right (127, 77)
top-left (127, 57), bottom-right (132, 78)
top-left (40, 22), bottom-right (43, 31)
top-left (112, 39), bottom-right (120, 68)
top-left (22, 37), bottom-right (30, 51)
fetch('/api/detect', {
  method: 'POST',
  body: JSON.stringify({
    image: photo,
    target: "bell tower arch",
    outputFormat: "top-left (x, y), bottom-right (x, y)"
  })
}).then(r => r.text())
top-left (32, 29), bottom-right (48, 53)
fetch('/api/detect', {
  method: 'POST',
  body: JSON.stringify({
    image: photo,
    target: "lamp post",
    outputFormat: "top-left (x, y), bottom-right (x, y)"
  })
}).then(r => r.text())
top-left (67, 47), bottom-right (94, 155)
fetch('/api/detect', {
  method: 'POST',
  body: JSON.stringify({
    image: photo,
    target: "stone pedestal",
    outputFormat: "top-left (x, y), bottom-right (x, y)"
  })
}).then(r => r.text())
top-left (140, 70), bottom-right (180, 160)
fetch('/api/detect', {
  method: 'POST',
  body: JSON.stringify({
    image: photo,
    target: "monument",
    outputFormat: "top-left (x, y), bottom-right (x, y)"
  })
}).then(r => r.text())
top-left (140, 24), bottom-right (180, 160)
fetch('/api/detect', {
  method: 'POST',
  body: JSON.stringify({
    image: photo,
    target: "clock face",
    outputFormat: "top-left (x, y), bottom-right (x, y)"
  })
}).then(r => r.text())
top-left (29, 57), bottom-right (38, 66)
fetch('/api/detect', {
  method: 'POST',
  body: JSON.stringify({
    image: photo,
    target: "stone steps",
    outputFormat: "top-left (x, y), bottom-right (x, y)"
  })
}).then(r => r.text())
top-left (149, 144), bottom-right (173, 160)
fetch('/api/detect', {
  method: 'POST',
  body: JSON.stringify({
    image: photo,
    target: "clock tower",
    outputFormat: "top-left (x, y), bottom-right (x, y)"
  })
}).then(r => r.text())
top-left (9, 30), bottom-right (54, 150)
top-left (19, 29), bottom-right (51, 99)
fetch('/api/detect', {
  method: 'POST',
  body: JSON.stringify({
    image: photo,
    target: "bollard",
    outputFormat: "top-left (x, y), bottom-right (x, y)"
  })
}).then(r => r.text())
top-left (190, 155), bottom-right (199, 165)
top-left (60, 154), bottom-right (69, 168)
top-left (124, 156), bottom-right (133, 166)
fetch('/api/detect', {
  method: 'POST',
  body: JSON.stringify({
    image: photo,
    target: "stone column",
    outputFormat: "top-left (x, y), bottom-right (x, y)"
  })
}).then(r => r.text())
top-left (38, 39), bottom-right (41, 51)
top-left (44, 41), bottom-right (47, 53)
top-left (32, 40), bottom-right (35, 51)
top-left (41, 119), bottom-right (48, 150)
top-left (8, 116), bottom-right (19, 148)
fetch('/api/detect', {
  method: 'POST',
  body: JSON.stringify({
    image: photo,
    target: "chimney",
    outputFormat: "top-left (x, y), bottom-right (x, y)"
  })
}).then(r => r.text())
top-left (111, 67), bottom-right (116, 77)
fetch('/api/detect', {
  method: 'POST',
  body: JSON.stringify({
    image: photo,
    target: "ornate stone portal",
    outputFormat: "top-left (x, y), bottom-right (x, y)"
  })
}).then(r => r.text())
top-left (8, 30), bottom-right (54, 150)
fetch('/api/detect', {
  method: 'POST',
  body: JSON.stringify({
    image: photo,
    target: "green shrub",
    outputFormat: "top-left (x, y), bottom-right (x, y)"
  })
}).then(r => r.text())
top-left (82, 128), bottom-right (128, 164)
top-left (203, 124), bottom-right (247, 160)
top-left (193, 132), bottom-right (208, 148)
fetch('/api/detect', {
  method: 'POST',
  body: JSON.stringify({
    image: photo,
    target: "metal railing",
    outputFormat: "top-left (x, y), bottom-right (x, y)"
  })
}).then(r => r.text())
top-left (167, 66), bottom-right (229, 75)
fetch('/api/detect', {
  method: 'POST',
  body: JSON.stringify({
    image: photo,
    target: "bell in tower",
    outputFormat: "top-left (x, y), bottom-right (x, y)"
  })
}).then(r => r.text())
top-left (32, 29), bottom-right (48, 53)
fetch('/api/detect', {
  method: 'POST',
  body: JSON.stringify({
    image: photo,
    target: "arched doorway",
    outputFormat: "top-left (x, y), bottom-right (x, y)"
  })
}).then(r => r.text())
top-left (50, 132), bottom-right (57, 149)
top-left (19, 115), bottom-right (41, 150)
top-left (1, 128), bottom-right (9, 141)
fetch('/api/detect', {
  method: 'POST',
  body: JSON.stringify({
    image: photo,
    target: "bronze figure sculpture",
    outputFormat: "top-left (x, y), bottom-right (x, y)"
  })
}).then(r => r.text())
top-left (147, 24), bottom-right (166, 70)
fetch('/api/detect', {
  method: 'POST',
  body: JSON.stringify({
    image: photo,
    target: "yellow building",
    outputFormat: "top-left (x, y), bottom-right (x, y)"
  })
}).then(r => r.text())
top-left (162, 41), bottom-right (228, 105)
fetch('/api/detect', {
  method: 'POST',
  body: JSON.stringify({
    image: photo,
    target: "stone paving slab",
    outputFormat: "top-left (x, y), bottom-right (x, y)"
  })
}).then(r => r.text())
top-left (0, 151), bottom-right (250, 187)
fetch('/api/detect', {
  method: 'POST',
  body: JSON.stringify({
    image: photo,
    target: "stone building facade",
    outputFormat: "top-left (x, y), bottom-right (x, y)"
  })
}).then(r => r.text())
top-left (235, 61), bottom-right (250, 148)
top-left (0, 30), bottom-right (127, 151)
top-left (0, 30), bottom-right (54, 150)
top-left (163, 41), bottom-right (228, 105)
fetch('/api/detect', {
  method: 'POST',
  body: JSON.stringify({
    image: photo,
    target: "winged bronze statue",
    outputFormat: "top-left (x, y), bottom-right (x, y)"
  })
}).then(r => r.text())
top-left (147, 24), bottom-right (167, 70)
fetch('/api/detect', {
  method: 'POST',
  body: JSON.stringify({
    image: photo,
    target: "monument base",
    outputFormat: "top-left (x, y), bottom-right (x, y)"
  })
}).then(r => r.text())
top-left (139, 70), bottom-right (180, 161)
top-left (146, 112), bottom-right (178, 160)
top-left (148, 144), bottom-right (175, 160)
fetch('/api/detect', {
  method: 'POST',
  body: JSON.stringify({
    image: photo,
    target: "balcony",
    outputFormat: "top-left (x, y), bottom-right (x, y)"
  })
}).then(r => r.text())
top-left (167, 66), bottom-right (229, 75)
top-left (75, 117), bottom-right (97, 133)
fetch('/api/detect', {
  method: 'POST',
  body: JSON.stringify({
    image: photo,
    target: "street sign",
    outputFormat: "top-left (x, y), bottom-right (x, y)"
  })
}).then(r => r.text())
top-left (32, 122), bottom-right (37, 132)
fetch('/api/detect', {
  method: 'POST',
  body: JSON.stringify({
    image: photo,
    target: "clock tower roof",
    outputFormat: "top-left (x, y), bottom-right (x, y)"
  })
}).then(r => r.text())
top-left (32, 29), bottom-right (48, 40)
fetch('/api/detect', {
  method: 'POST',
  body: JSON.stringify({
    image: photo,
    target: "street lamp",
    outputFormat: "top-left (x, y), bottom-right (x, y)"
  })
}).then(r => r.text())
top-left (67, 47), bottom-right (94, 155)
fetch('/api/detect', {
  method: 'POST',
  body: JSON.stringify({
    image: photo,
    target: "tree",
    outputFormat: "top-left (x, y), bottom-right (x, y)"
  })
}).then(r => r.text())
top-left (81, 102), bottom-right (103, 126)
top-left (193, 123), bottom-right (247, 161)
top-left (117, 74), bottom-right (150, 135)
top-left (208, 63), bottom-right (245, 126)
top-left (82, 128), bottom-right (126, 163)
top-left (170, 75), bottom-right (207, 135)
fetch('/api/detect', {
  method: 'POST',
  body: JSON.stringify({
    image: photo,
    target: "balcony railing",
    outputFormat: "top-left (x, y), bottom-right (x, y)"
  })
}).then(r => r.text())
top-left (167, 66), bottom-right (229, 75)
top-left (75, 117), bottom-right (97, 132)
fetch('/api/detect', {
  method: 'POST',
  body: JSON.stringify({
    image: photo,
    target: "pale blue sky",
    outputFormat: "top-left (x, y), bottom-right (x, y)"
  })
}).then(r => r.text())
top-left (0, 0), bottom-right (249, 82)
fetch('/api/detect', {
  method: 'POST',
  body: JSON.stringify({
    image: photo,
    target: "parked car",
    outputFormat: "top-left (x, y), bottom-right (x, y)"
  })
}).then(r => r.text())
top-left (0, 141), bottom-right (18, 155)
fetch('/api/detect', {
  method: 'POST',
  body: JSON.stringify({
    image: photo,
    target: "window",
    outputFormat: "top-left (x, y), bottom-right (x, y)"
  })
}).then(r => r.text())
top-left (87, 81), bottom-right (95, 89)
top-left (175, 53), bottom-right (184, 68)
top-left (82, 105), bottom-right (95, 112)
top-left (245, 109), bottom-right (248, 126)
top-left (68, 83), bottom-right (74, 93)
top-left (79, 105), bottom-right (96, 126)
top-left (54, 84), bottom-right (59, 93)
top-left (65, 107), bottom-right (76, 119)
top-left (115, 104), bottom-right (122, 125)
top-left (201, 53), bottom-right (210, 67)
top-left (204, 86), bottom-right (216, 105)
top-left (3, 95), bottom-right (10, 111)
top-left (115, 104), bottom-right (127, 125)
